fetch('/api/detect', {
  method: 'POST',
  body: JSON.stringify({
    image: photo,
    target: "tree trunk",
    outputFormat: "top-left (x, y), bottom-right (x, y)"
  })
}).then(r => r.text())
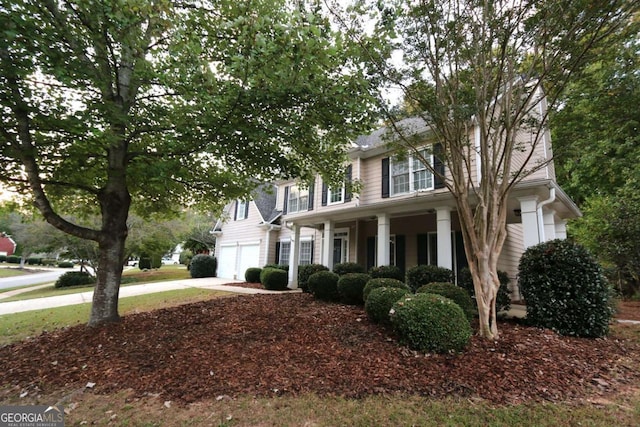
top-left (469, 251), bottom-right (501, 339)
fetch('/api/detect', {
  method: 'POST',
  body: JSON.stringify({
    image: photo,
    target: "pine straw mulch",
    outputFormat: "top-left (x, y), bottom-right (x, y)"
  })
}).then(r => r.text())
top-left (1, 292), bottom-right (639, 405)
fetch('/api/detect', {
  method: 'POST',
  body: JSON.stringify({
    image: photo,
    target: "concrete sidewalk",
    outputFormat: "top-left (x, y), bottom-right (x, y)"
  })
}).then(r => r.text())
top-left (0, 278), bottom-right (301, 315)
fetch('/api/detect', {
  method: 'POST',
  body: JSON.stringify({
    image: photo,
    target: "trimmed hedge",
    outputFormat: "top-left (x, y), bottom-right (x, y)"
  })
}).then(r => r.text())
top-left (138, 256), bottom-right (152, 270)
top-left (264, 263), bottom-right (289, 272)
top-left (0, 255), bottom-right (6, 262)
top-left (189, 254), bottom-right (217, 278)
top-left (308, 270), bottom-right (340, 302)
top-left (365, 286), bottom-right (411, 326)
top-left (390, 293), bottom-right (472, 354)
top-left (405, 265), bottom-right (454, 292)
top-left (260, 268), bottom-right (289, 291)
top-left (368, 265), bottom-right (404, 281)
top-left (363, 278), bottom-right (411, 302)
top-left (333, 262), bottom-right (365, 276)
top-left (55, 271), bottom-right (95, 288)
top-left (458, 267), bottom-right (512, 312)
top-left (416, 282), bottom-right (475, 321)
top-left (518, 239), bottom-right (613, 337)
top-left (245, 267), bottom-right (262, 283)
top-left (298, 264), bottom-right (330, 293)
top-left (57, 261), bottom-right (74, 268)
top-left (337, 273), bottom-right (371, 305)
top-left (7, 255), bottom-right (20, 264)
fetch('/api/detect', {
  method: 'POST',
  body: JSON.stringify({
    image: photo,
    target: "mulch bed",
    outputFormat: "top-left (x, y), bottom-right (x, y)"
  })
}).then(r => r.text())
top-left (2, 292), bottom-right (639, 405)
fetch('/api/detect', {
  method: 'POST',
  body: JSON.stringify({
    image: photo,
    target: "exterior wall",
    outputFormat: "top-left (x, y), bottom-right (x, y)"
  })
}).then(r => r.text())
top-left (0, 237), bottom-right (16, 256)
top-left (497, 223), bottom-right (525, 300)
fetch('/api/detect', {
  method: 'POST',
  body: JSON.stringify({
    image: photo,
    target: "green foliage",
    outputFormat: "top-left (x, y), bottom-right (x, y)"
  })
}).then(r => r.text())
top-left (55, 271), bottom-right (95, 288)
top-left (260, 268), bottom-right (289, 291)
top-left (337, 273), bottom-right (371, 305)
top-left (138, 256), bottom-right (152, 270)
top-left (405, 265), bottom-right (454, 292)
top-left (368, 265), bottom-right (403, 281)
top-left (298, 264), bottom-right (329, 293)
top-left (365, 287), bottom-right (411, 326)
top-left (457, 268), bottom-right (512, 313)
top-left (42, 258), bottom-right (57, 266)
top-left (264, 264), bottom-right (289, 272)
top-left (245, 267), bottom-right (262, 283)
top-left (0, 255), bottom-right (6, 262)
top-left (308, 271), bottom-right (340, 302)
top-left (151, 254), bottom-right (162, 269)
top-left (189, 254), bottom-right (218, 279)
top-left (179, 250), bottom-right (193, 266)
top-left (363, 278), bottom-right (411, 302)
top-left (390, 293), bottom-right (472, 354)
top-left (57, 261), bottom-right (74, 268)
top-left (333, 262), bottom-right (365, 276)
top-left (416, 282), bottom-right (475, 321)
top-left (7, 255), bottom-right (20, 264)
top-left (26, 257), bottom-right (42, 265)
top-left (518, 239), bottom-right (613, 337)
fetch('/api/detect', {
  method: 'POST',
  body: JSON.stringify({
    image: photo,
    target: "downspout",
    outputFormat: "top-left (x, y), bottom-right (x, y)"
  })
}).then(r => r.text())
top-left (536, 186), bottom-right (556, 242)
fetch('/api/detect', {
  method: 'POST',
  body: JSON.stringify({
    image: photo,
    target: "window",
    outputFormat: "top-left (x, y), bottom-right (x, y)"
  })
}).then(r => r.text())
top-left (328, 187), bottom-right (344, 204)
top-left (279, 240), bottom-right (313, 265)
top-left (236, 200), bottom-right (248, 220)
top-left (287, 186), bottom-right (309, 214)
top-left (391, 149), bottom-right (433, 195)
top-left (279, 241), bottom-right (291, 266)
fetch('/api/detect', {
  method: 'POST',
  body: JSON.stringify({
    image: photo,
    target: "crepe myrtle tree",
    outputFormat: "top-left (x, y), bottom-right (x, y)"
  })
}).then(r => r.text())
top-left (0, 0), bottom-right (378, 326)
top-left (345, 0), bottom-right (636, 338)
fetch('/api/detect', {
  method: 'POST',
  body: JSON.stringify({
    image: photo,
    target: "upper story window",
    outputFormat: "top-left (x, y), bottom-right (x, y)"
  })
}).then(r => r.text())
top-left (328, 187), bottom-right (344, 204)
top-left (286, 186), bottom-right (309, 214)
top-left (235, 199), bottom-right (248, 220)
top-left (391, 148), bottom-right (433, 195)
top-left (322, 164), bottom-right (352, 206)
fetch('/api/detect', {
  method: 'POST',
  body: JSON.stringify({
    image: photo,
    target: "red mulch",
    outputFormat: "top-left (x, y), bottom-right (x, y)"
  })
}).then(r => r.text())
top-left (1, 293), bottom-right (639, 405)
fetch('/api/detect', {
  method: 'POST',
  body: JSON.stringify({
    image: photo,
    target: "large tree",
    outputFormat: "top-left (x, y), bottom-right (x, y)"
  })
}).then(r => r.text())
top-left (1, 0), bottom-right (376, 326)
top-left (346, 0), bottom-right (636, 338)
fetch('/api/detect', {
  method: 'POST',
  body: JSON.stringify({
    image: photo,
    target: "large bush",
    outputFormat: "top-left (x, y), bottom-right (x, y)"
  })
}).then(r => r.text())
top-left (138, 256), bottom-right (152, 270)
top-left (416, 282), bottom-right (475, 321)
top-left (245, 267), bottom-right (262, 283)
top-left (365, 287), bottom-right (411, 326)
top-left (405, 265), bottom-right (454, 292)
top-left (264, 263), bottom-right (289, 272)
top-left (518, 239), bottom-right (613, 337)
top-left (337, 273), bottom-right (371, 305)
top-left (7, 255), bottom-right (20, 264)
top-left (457, 267), bottom-right (512, 312)
top-left (363, 278), bottom-right (411, 302)
top-left (368, 265), bottom-right (404, 281)
top-left (189, 254), bottom-right (218, 278)
top-left (298, 264), bottom-right (329, 293)
top-left (260, 268), bottom-right (289, 290)
top-left (333, 262), bottom-right (365, 275)
top-left (308, 270), bottom-right (340, 302)
top-left (390, 293), bottom-right (472, 353)
top-left (55, 271), bottom-right (95, 288)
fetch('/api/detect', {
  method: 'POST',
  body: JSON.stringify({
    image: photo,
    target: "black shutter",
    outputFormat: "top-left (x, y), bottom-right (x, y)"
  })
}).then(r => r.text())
top-left (283, 186), bottom-right (289, 214)
top-left (275, 242), bottom-right (281, 265)
top-left (381, 157), bottom-right (390, 198)
top-left (434, 143), bottom-right (445, 189)
top-left (455, 231), bottom-right (468, 279)
top-left (233, 200), bottom-right (238, 220)
top-left (345, 164), bottom-right (353, 202)
top-left (321, 182), bottom-right (328, 206)
top-left (366, 236), bottom-right (376, 271)
top-left (310, 240), bottom-right (314, 263)
top-left (308, 180), bottom-right (315, 211)
top-left (244, 200), bottom-right (249, 219)
top-left (417, 234), bottom-right (428, 265)
top-left (396, 235), bottom-right (406, 277)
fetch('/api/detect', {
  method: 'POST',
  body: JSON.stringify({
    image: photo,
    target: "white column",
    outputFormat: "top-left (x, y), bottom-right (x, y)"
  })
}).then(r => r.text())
top-left (543, 209), bottom-right (556, 241)
top-left (555, 219), bottom-right (568, 240)
top-left (436, 207), bottom-right (453, 270)
top-left (322, 220), bottom-right (335, 270)
top-left (288, 224), bottom-right (300, 289)
top-left (518, 196), bottom-right (540, 249)
top-left (377, 213), bottom-right (390, 266)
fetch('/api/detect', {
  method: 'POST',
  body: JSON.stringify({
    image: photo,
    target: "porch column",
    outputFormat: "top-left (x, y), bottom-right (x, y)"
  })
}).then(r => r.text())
top-left (555, 219), bottom-right (568, 240)
top-left (288, 224), bottom-right (300, 289)
top-left (377, 213), bottom-right (390, 266)
top-left (543, 209), bottom-right (556, 242)
top-left (436, 207), bottom-right (453, 270)
top-left (518, 196), bottom-right (540, 249)
top-left (322, 220), bottom-right (335, 270)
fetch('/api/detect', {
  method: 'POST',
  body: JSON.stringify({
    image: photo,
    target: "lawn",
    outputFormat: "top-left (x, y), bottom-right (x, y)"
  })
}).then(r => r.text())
top-left (0, 267), bottom-right (27, 278)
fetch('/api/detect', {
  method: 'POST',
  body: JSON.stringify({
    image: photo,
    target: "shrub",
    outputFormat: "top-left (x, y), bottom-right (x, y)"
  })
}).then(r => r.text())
top-left (245, 267), bottom-right (262, 283)
top-left (337, 273), bottom-right (371, 305)
top-left (138, 256), bottom-right (152, 270)
top-left (390, 293), bottom-right (472, 354)
top-left (260, 268), bottom-right (289, 290)
top-left (264, 263), bottom-right (289, 272)
top-left (0, 255), bottom-right (6, 262)
top-left (55, 271), bottom-right (95, 288)
top-left (405, 265), bottom-right (454, 292)
top-left (27, 257), bottom-right (42, 265)
top-left (363, 278), bottom-right (411, 302)
top-left (333, 262), bottom-right (365, 275)
top-left (57, 261), bottom-right (74, 268)
top-left (365, 287), bottom-right (411, 326)
top-left (189, 254), bottom-right (218, 278)
top-left (457, 267), bottom-right (512, 312)
top-left (368, 265), bottom-right (404, 281)
top-left (518, 239), bottom-right (613, 337)
top-left (416, 282), bottom-right (475, 321)
top-left (7, 255), bottom-right (20, 264)
top-left (298, 264), bottom-right (329, 293)
top-left (42, 258), bottom-right (57, 266)
top-left (179, 250), bottom-right (193, 266)
top-left (151, 254), bottom-right (162, 269)
top-left (308, 270), bottom-right (340, 302)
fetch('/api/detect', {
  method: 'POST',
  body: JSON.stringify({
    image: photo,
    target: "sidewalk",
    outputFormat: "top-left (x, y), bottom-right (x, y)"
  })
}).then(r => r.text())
top-left (0, 278), bottom-right (301, 315)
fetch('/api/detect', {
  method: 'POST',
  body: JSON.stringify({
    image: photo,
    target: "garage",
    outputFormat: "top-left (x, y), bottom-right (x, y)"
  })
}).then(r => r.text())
top-left (217, 245), bottom-right (237, 279)
top-left (217, 243), bottom-right (261, 280)
top-left (237, 244), bottom-right (260, 281)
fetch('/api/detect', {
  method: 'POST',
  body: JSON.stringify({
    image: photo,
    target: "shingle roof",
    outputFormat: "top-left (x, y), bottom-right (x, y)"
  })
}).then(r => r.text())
top-left (353, 116), bottom-right (430, 149)
top-left (252, 184), bottom-right (281, 224)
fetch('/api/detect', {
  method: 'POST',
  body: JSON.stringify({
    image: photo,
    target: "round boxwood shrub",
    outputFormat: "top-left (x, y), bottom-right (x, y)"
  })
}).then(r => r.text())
top-left (368, 265), bottom-right (404, 281)
top-left (298, 264), bottom-right (330, 293)
top-left (405, 265), bottom-right (454, 292)
top-left (55, 271), bottom-right (95, 288)
top-left (57, 261), bottom-right (74, 268)
top-left (245, 267), bottom-right (262, 283)
top-left (26, 257), bottom-right (42, 265)
top-left (518, 239), bottom-right (613, 337)
top-left (458, 267), bottom-right (512, 312)
top-left (365, 286), bottom-right (411, 326)
top-left (7, 255), bottom-right (20, 264)
top-left (363, 278), bottom-right (411, 302)
top-left (333, 262), bottom-right (365, 276)
top-left (189, 254), bottom-right (218, 278)
top-left (260, 268), bottom-right (289, 290)
top-left (264, 263), bottom-right (289, 272)
top-left (390, 293), bottom-right (472, 354)
top-left (337, 273), bottom-right (371, 305)
top-left (0, 255), bottom-right (6, 262)
top-left (138, 256), bottom-right (152, 270)
top-left (308, 270), bottom-right (340, 302)
top-left (416, 282), bottom-right (475, 321)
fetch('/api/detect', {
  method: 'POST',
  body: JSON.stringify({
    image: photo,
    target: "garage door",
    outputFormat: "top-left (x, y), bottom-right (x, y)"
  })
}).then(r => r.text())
top-left (237, 244), bottom-right (260, 281)
top-left (217, 245), bottom-right (237, 279)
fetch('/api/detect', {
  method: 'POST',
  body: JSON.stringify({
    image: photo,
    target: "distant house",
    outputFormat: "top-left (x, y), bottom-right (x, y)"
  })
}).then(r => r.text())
top-left (213, 117), bottom-right (580, 296)
top-left (0, 234), bottom-right (17, 256)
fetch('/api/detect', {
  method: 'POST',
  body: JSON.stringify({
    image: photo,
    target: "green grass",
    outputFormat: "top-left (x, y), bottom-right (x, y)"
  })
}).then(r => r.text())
top-left (0, 287), bottom-right (233, 345)
top-left (0, 268), bottom-right (27, 278)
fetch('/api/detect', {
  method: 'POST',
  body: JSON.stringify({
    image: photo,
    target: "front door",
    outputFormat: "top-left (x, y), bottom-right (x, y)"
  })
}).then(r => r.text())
top-left (333, 231), bottom-right (349, 265)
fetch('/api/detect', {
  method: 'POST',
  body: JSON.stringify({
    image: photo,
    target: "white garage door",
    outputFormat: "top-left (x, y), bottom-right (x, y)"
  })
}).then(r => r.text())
top-left (217, 245), bottom-right (237, 279)
top-left (237, 244), bottom-right (260, 281)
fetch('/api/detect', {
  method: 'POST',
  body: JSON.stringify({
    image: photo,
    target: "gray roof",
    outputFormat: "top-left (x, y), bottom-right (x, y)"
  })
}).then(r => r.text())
top-left (252, 184), bottom-right (281, 224)
top-left (354, 117), bottom-right (430, 149)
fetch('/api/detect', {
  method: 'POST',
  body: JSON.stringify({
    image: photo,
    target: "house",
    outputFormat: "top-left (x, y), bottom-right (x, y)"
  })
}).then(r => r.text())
top-left (0, 234), bottom-right (16, 256)
top-left (213, 117), bottom-right (580, 296)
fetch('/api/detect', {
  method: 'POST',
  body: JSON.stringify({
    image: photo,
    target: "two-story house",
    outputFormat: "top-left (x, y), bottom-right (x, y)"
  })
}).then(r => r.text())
top-left (213, 117), bottom-right (580, 296)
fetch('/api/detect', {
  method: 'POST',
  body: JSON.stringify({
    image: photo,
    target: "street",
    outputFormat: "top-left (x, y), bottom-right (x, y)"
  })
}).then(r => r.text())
top-left (0, 269), bottom-right (71, 290)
